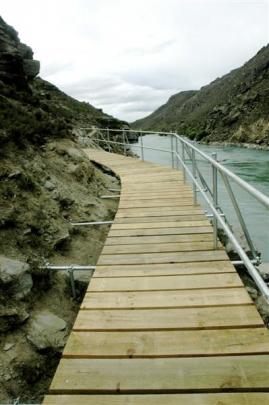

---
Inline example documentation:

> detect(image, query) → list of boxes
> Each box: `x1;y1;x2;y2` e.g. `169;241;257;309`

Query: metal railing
81;126;269;301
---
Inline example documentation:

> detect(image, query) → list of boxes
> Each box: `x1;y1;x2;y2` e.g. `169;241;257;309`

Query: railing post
68;269;76;298
170;133;174;169
191;149;197;205
122;130;126;155
175;136;179;170
140;133;144;161
107;128;111;152
212;152;218;249
181;141;186;183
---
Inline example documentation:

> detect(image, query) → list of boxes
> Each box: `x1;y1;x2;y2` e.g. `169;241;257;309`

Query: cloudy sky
1;0;268;122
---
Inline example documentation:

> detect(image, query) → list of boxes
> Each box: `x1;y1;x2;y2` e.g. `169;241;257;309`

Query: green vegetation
132;45;269;146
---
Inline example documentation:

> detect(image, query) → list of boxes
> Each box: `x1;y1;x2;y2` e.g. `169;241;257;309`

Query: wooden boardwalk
44;149;269;404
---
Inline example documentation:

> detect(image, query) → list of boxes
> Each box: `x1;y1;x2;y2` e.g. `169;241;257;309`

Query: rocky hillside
132;45;269;146
0;16;122;403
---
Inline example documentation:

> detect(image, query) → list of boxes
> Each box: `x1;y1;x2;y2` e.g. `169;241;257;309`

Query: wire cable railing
80;126;269;301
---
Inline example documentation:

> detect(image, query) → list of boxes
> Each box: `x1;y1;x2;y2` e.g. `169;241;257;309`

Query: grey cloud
123;39;176;57
41;62;74;78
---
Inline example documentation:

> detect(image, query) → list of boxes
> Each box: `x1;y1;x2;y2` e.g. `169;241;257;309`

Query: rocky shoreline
199;140;269;151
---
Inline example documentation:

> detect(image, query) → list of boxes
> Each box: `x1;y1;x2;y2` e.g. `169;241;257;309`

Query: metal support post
140;133;144;161
122;131;126;155
191;149;197;205
71;220;113;226
181;141;186;183
68;269;76;298
170;134;175;169
175;136;179;170
212;152;218;249
106;128;111;152
101;195;120;199
220;172;257;259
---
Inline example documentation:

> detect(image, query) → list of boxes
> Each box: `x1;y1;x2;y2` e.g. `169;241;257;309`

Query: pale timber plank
88;273;242;292
114;215;207;223
93;261;236;278
111;220;210;229
43;393;269;405
105;234;213;245
102;241;220;254
81;288;250;309
63;328;269;358
116;207;203;216
120;194;194;201
97;250;228;265
49;355;269;393
108;226;213;237
119;200;195;208
73;305;263;331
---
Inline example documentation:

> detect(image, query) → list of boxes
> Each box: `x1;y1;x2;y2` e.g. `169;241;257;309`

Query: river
131;134;269;262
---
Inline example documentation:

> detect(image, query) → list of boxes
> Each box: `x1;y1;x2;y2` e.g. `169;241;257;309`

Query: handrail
80;126;269;301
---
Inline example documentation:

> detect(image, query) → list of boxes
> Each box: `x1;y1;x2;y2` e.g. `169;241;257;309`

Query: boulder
23;59;40;78
27;311;68;351
256;295;269;323
0;306;29;332
0;256;33;299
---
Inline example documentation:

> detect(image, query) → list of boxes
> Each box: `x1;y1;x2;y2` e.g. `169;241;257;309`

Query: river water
131;134;269;262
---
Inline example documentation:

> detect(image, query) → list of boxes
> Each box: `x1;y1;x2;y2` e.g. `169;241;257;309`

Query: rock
0;306;29;332
27;311;68;351
23;59;40;78
259;263;269;279
3;343;14;351
0;16;40;88
256;295;269;323
246;286;258;300
0;256;33;299
44;180;56;191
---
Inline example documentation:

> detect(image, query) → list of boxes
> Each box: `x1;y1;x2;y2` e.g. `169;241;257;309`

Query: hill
132;45;269;146
0;15;123;403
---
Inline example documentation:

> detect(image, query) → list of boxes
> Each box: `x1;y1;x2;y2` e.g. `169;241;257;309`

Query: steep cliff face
132;45;269;146
0;16;125;147
0;16;40;88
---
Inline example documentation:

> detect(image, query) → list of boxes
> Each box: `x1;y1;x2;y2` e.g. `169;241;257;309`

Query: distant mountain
132;45;269;146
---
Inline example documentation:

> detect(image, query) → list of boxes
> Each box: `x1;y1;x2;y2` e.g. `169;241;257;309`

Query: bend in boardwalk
44;149;269;405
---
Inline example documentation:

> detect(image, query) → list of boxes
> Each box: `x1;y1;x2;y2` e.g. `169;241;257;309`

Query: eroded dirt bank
0;139;120;403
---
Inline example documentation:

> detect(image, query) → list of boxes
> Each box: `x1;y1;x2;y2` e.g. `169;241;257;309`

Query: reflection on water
132;135;269;261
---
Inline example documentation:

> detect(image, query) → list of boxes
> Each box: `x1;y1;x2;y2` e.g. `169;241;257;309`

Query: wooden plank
49;355;269;393
82;288;250;309
120;194;193;201
119;199;194;208
116;207;203;216
114;215;207;223
121;186;192;193
105;233;213;245
102;241;221;254
93;261;235;278
111;220;210;229
121;174;183;181
88;273;242;292
63;328;269;358
121;186;191;191
120;190;193;197
109;226;213;237
73;305;262;331
97;250;228;265
43;393;269;405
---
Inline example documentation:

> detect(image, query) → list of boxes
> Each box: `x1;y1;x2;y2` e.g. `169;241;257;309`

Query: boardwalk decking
44;149;269;404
